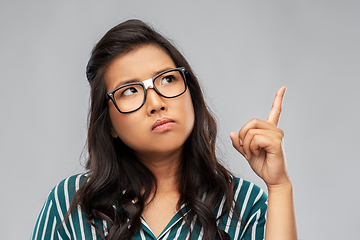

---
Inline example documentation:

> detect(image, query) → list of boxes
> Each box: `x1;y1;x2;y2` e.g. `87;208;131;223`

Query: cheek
109;106;156;154
109;106;140;140
180;91;195;133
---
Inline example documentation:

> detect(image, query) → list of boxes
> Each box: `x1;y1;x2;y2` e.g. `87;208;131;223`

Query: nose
145;88;167;115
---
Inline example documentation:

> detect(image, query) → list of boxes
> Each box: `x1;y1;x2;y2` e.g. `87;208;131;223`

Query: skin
105;44;194;164
104;44;195;237
230;86;298;239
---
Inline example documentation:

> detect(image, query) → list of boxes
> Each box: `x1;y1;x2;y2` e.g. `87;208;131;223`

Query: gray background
1;0;359;239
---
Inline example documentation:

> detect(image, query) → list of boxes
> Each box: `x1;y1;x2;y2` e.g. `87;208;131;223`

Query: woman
32;19;297;240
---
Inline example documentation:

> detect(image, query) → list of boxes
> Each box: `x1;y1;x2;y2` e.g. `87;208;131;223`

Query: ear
110;127;118;138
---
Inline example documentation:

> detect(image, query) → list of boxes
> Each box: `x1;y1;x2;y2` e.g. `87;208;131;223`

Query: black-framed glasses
107;67;187;113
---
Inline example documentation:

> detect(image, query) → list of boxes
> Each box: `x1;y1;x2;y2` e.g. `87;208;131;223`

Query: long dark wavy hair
69;19;237;240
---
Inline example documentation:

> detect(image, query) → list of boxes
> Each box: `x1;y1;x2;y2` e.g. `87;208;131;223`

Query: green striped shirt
32;173;267;240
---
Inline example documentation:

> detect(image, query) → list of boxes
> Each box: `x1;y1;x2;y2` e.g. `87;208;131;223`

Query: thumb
230;132;248;160
230;132;241;151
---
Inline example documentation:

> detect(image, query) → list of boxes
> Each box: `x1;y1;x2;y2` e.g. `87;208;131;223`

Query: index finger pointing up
267;86;287;126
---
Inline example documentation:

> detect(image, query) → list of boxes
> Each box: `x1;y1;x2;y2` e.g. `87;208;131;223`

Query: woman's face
104;44;195;160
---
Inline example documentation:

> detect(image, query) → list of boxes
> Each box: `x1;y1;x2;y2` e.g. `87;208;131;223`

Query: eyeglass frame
106;67;188;114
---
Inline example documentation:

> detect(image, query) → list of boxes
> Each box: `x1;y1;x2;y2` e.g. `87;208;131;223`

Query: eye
161;75;175;85
122;87;138;96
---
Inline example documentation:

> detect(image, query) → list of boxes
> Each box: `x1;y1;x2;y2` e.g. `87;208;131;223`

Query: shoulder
54;173;88;194
32;173;89;240
231;177;268;218
233;177;267;233
216;177;267;239
47;173;88;210
232;177;267;208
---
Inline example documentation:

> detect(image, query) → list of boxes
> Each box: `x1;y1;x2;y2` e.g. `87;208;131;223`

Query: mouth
152;117;175;132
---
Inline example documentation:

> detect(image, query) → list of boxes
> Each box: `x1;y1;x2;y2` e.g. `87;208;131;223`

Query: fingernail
239;139;243;145
244;154;248;159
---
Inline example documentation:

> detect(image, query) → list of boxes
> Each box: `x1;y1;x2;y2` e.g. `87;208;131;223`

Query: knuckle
250;118;260;126
253;134;260;142
278;128;284;137
251;145;259;152
252;118;259;124
251;134;261;146
274;132;283;142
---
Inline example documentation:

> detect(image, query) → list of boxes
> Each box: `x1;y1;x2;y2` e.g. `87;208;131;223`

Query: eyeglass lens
113;69;185;113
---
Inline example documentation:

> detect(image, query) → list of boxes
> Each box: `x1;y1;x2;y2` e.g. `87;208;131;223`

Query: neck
135;150;182;193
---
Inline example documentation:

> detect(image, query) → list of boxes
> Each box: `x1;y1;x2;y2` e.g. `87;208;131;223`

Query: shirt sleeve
238;183;267;240
31;177;77;240
31;173;101;240
31;189;64;240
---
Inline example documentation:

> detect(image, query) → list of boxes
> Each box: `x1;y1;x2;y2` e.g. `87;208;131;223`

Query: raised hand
230;86;290;187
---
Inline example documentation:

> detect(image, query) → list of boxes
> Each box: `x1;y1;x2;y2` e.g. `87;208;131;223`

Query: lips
152;117;175;132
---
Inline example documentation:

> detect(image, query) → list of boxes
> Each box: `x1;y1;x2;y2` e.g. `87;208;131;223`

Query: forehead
104;44;176;91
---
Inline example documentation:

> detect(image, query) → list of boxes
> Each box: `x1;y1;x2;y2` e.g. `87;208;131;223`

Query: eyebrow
114;67;175;89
